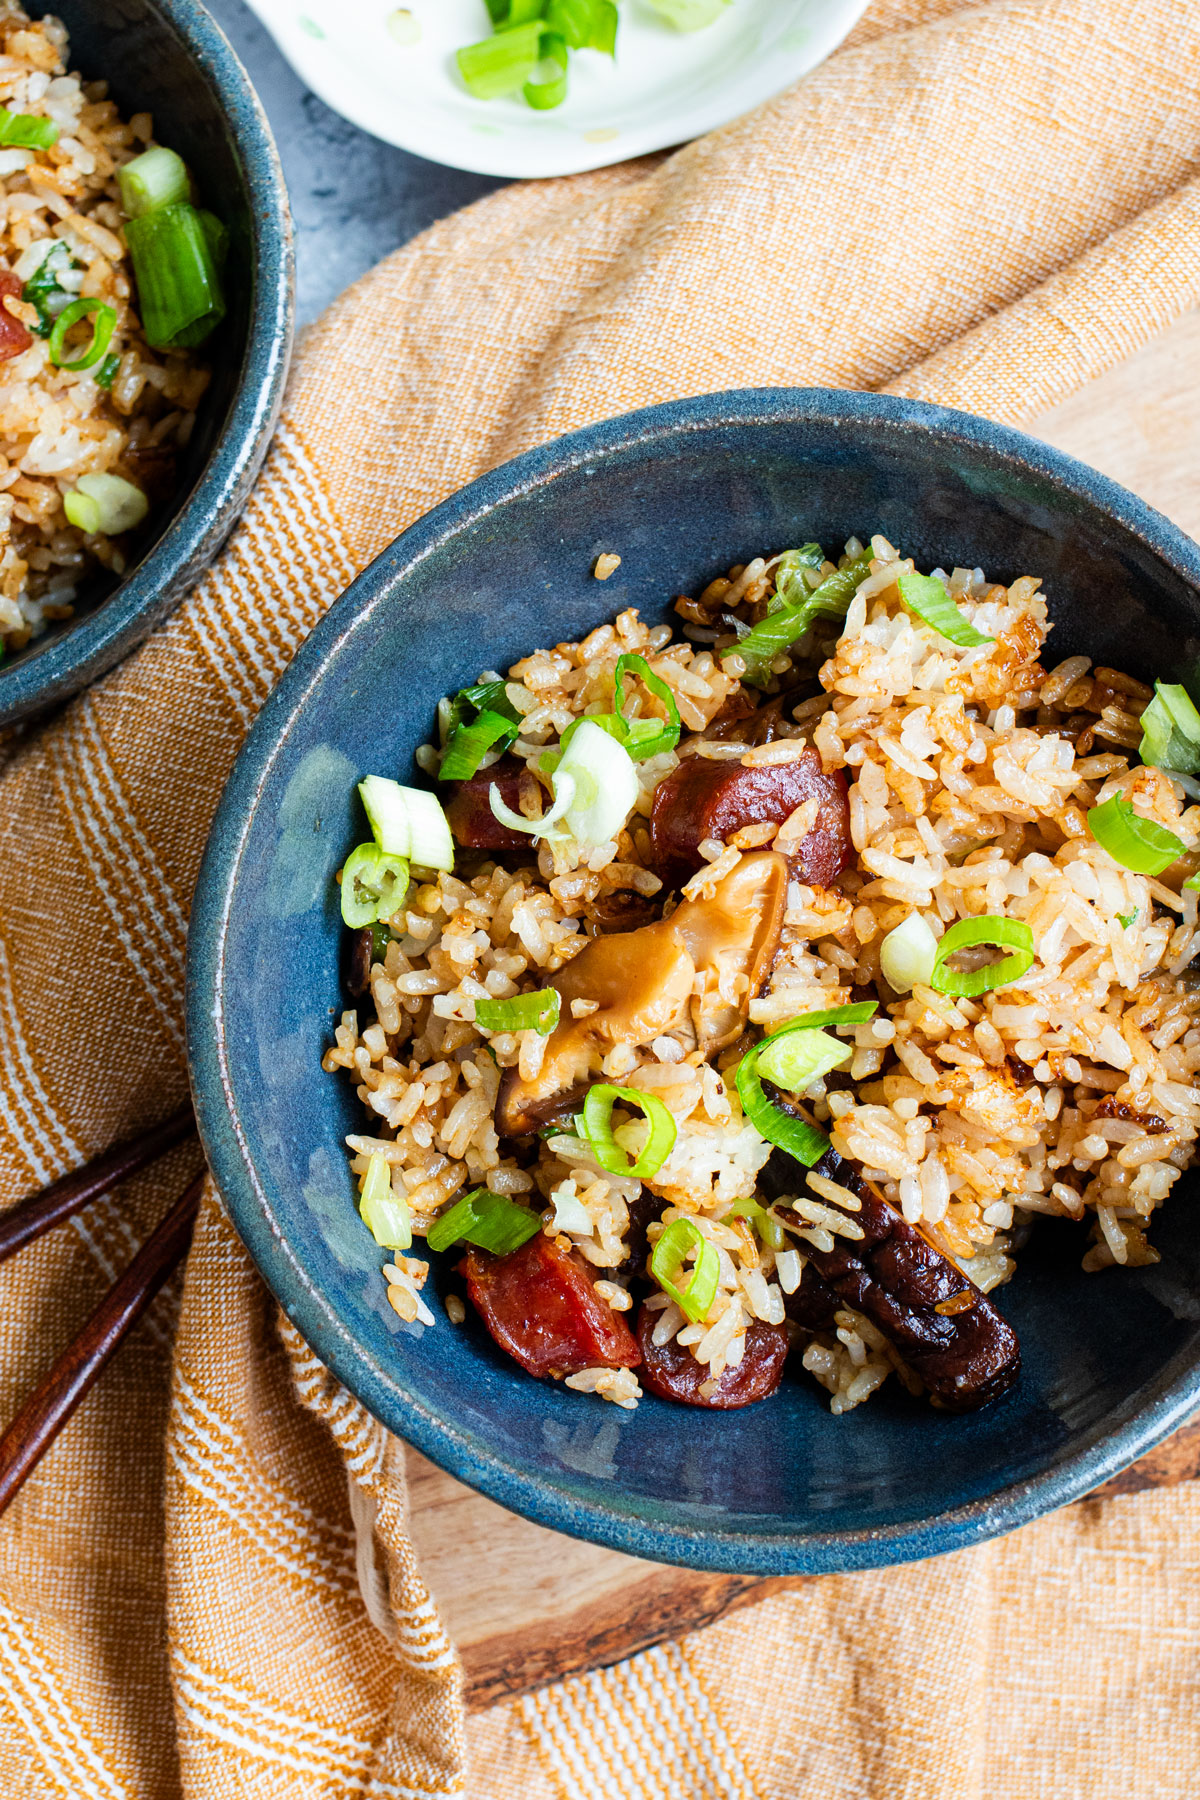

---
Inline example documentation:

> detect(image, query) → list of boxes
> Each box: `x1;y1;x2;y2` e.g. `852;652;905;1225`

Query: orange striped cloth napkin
2;0;1200;1793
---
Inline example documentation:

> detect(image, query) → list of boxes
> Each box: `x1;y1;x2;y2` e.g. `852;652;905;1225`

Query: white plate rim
241;0;870;179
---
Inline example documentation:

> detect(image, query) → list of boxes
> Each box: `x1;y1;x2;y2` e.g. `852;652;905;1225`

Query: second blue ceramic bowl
188;389;1200;1574
0;0;293;724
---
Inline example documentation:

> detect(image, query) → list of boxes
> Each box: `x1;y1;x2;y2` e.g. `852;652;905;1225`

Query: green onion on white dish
237;0;869;179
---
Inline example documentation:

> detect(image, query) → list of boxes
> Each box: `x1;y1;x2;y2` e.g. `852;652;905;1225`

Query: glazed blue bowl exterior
189;389;1200;1575
0;0;293;725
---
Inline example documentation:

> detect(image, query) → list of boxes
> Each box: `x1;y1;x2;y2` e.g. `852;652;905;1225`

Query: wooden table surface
404;309;1200;1712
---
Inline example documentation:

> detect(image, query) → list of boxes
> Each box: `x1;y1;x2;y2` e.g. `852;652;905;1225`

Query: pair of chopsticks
0;1106;200;1513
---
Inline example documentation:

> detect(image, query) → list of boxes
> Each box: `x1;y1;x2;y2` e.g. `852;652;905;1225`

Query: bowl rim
0;0;295;726
188;386;1200;1575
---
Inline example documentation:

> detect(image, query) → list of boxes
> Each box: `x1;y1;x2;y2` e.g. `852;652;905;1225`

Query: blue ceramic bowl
0;0;293;726
189;389;1200;1575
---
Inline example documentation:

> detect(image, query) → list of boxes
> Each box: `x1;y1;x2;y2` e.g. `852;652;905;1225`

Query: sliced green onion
747;1001;876;1099
48;296;116;371
545;0;602;45
879;912;939;993
94;351;120;391
722;1197;787;1252
359;775;455;871
1138;680;1200;776
580;1084;678;1179
496;719;637;850
734;1006;874;1168
359;1153;412;1251
117;145;190;219
440;708;519;782
757;1026;854;1093
650;1218;720;1323
339;842;411;928
613;652;682;759
930;916;1035;997
895;570;993;648
587;0;618;51
474;988;561;1035
453;678;522;727
1116;910;1137;930
524;31;568;108
0;109;58;150
63;474;148;536
457;20;543;97
724;552;873;687
1087;793;1186;877
771;543;824;602
124;201;225;350
426;1188;542;1256
21;241;73;337
1186;870;1200;893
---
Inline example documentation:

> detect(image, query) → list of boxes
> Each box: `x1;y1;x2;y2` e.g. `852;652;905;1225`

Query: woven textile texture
1;0;1199;1793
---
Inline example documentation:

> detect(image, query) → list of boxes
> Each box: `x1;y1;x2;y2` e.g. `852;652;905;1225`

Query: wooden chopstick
0;1103;195;1266
0;1174;203;1513
0;1106;203;1513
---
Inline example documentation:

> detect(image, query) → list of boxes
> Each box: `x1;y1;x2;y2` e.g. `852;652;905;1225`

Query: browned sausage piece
0;272;31;364
460;1233;641;1379
649;748;851;886
444;755;529;850
346;926;374;998
636;1306;788;1409
760;1145;1020;1411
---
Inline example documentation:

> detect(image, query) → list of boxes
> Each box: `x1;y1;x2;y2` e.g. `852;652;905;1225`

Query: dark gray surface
206;0;505;323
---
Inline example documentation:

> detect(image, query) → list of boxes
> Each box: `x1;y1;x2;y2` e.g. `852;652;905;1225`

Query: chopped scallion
879;912;939;993
929;916;1035;997
457;19;543;98
124;201;225;350
721;1197;787;1252
62;473;148;536
756;1023;856;1093
47;296;115;371
613;652;681;759
650;1218;719;1323
524;30;569;108
895;570;994;648
723;551;873;687
1138;680;1200;776
734;1003;876;1167
359;774;455;871
118;145;190;218
474;988;561;1035
440;708;519;782
1087;793;1186;877
359;1153;412;1250
426;1188;542;1255
339;842;411;928
21;241;74;337
0;108;58;150
579;1083;677;1178
94;350;120;390
1116;910;1137;930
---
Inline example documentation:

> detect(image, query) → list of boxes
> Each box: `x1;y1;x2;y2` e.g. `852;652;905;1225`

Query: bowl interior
0;0;272;690
191;392;1200;1573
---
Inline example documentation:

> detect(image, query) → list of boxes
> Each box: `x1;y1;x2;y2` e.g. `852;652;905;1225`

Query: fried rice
0;3;207;656
324;533;1200;1414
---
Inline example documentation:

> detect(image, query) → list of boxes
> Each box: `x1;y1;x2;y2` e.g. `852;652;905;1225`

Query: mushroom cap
494;851;787;1138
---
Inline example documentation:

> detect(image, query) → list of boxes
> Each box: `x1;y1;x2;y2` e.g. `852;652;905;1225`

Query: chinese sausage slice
761;1144;1020;1412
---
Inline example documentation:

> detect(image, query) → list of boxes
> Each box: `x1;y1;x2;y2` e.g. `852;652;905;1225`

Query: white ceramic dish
241;0;868;179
